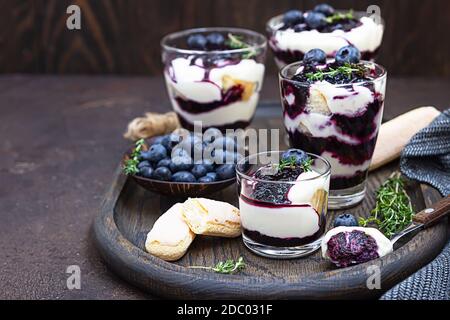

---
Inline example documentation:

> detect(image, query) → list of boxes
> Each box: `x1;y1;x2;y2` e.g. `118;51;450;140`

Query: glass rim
278;60;387;87
266;10;385;32
160;27;267;56
236;150;331;184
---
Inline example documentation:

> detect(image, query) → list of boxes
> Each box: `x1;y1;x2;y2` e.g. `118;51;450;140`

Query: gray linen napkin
381;108;450;300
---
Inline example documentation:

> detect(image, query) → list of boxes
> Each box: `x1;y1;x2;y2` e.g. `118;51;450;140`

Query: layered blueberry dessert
321;226;393;267
267;4;384;68
237;150;330;248
279;46;386;192
161;28;267;131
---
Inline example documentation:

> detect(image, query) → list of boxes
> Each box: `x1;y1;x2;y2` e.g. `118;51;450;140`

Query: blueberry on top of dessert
321;226;393;268
291;46;373;85
279;4;360;34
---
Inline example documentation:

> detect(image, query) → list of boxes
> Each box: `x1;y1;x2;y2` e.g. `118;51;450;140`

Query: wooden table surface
0;74;448;299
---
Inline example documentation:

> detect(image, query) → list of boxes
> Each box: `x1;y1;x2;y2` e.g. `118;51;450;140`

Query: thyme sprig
123;139;145;175
225;33;256;59
188;257;246;274
278;156;313;172
359;172;414;238
325;10;354;24
306;63;367;82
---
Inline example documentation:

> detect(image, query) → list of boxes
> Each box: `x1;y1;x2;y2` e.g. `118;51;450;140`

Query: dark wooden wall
1;0;449;77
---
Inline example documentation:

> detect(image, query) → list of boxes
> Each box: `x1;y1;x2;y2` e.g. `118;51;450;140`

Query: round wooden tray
93;162;447;299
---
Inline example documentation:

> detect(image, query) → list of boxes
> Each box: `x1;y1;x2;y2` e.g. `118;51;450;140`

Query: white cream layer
165;57;265;103
239;169;327;239
164;57;265;126
239;199;320;239
273;17;383;55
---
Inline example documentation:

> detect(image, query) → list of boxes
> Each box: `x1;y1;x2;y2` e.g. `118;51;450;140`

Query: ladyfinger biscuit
145;203;195;261
182;198;241;238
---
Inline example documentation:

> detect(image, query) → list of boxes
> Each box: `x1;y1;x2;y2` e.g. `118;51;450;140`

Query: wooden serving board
93;109;447;299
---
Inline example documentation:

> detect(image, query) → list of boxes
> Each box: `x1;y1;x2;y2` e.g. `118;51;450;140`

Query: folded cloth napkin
381;240;450;300
399;108;450;196
381;108;450;300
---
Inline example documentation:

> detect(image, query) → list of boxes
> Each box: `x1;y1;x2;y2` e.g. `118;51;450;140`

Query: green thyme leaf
225;33;256;59
359;172;414;238
188;257;246;274
325;10;354;24
305;63;367;82
123;139;145;175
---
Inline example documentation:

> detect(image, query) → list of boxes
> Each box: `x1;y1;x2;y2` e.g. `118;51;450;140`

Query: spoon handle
413;196;450;228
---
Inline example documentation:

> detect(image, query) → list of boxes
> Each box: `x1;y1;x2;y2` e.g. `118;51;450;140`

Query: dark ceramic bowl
122;145;236;197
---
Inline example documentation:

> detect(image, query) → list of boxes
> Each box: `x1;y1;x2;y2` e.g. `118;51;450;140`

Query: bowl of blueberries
123;127;241;197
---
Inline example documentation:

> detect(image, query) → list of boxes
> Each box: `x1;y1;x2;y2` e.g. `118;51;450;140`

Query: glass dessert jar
161;27;267;131
236;150;331;258
267;10;384;69
279;60;387;209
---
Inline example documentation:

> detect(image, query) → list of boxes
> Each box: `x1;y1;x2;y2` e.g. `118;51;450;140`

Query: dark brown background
1;0;449;77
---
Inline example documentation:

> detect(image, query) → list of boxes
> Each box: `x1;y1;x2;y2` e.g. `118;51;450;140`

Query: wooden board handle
413;196;450;227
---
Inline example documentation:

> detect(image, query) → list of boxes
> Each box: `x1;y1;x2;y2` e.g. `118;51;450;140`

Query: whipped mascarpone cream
164;57;265;127
239;169;328;240
273;17;383;56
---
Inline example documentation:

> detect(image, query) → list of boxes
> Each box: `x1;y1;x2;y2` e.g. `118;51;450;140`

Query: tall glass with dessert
279;46;387;209
236;149;331;258
267;4;384;68
161;28;267;131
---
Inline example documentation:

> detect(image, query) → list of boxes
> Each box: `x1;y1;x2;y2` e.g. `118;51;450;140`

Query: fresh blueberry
169;155;193;172
335;45;361;65
203;127;222;144
171;146;191;159
305;11;327;29
206;172;218;181
195;159;215;172
156;158;172;168
191;164;208;178
187;34;207;50
303;48;327;65
198;175;215;183
172;171;197;183
137;160;151;170
139;166;153;178
333;213;359;227
153;167;172;181
139;150;151;161
161;134;180;152
146;144;167;163
283;10;304;26
293;23;308;32
213;136;236;152
216;164;236;180
206;33;225;50
281;149;309;165
313;3;335;16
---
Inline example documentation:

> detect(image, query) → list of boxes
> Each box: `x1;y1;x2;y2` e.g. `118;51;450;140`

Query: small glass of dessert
266;3;384;68
236;149;331;258
161;28;267;131
279;46;387;209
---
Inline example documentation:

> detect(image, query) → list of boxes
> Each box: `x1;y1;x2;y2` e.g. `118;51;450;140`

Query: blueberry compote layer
326;230;379;267
239;165;326;247
280;61;385;190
